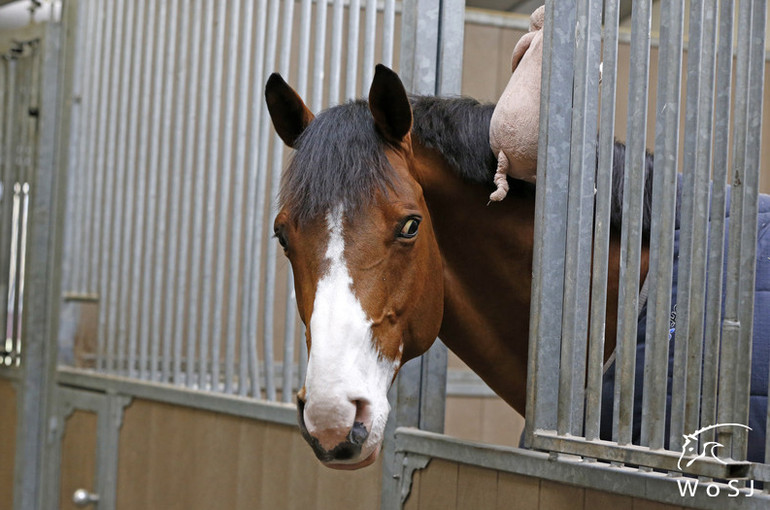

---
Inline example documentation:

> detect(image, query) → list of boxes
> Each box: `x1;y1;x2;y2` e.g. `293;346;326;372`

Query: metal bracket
398;453;431;505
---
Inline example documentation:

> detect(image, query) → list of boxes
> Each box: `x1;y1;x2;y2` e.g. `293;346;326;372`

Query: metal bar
361;0;377;95
311;0;328;110
93;0;115;372
585;0;620;442
84;0;105;295
200;0;227;391
120;0;146;377
436;0;465;96
718;0;752;457
244;0;270;398
328;0;344;105
155;0;180;383
734;0;766;460
702;0;734;448
215;0;241;394
191;0;217;389
641;0;684;451
259;0;283;401
557;0;601;437
282;277;297;403
345;0;361;101
142;0;169;381
15;183;28;364
525;0;556;445
262;0;295;402
0;59;16;354
182;0;206;388
381;0;395;68
613;0;651;446
132;0;158;380
109;0;136;375
527;0;573;436
170;1;193;385
232;0;257;396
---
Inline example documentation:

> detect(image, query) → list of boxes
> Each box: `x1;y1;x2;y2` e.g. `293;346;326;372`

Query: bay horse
265;64;769;470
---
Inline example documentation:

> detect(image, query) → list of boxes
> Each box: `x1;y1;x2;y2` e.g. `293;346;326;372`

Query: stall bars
59;0;400;403
526;0;770;482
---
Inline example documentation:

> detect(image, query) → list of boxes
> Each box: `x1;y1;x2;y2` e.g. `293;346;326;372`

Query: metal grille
0;41;39;369
59;0;398;401
526;0;770;482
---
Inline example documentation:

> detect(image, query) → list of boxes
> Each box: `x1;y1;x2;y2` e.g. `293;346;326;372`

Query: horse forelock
279;100;395;222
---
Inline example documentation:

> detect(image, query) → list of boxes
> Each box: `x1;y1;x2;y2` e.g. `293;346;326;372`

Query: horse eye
398;218;421;239
274;226;288;249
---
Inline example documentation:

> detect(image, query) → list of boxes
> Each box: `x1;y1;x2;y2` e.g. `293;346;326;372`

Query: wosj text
677;479;756;498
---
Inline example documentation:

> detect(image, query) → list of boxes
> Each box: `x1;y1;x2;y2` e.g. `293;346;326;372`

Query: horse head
265;65;444;469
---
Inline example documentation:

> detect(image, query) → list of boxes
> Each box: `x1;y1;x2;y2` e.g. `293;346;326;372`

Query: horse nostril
348;421;369;446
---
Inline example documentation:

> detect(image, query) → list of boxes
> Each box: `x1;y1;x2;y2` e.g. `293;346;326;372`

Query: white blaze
303;206;397;459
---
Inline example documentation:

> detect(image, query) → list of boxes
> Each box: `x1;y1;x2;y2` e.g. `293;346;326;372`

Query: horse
264;64;769;470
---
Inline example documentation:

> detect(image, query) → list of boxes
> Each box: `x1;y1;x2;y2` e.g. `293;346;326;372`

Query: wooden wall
403;458;688;510
113;399;381;510
0;378;16;510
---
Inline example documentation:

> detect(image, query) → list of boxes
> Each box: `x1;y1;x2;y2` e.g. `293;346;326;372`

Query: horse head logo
677;423;752;471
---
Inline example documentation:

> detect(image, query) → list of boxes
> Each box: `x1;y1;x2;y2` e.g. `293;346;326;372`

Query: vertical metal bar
717;0;752;458
182;0;206;387
262;0;295;402
132;0;158;380
93;0;116;372
15;183;29;358
701;0;734;447
328;0;344;106
585;0;620;441
643;0;684;452
557;0;601;437
200;0;227;391
121;0;147;377
141;0;169;381
381;0;396;68
245;0;270;398
6;184;20;355
436;0;465;96
168;2;192;385
83;0;105;296
527;0;573;437
232;0;257;396
345;0;361;101
101;0;128;373
191;0;217;389
215;0;241;394
733;0;765;461
613;0;651;446
398;0;439;95
109;0;136;375
261;0;284;400
311;0;328;110
685;0;719;447
0;59;16;352
154;0;180;383
361;0;377;96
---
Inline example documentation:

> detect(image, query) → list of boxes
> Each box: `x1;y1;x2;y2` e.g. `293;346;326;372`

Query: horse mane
279;100;394;222
409;95;666;236
281;95;665;235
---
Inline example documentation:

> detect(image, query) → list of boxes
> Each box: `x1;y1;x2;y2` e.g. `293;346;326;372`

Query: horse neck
411;145;535;413
411;144;641;415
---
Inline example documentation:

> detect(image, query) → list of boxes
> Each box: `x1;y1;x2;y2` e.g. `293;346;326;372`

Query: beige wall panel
539;479;585;510
457;464;498;509
404;468;422;510
416;458;459;510
59;410;98;510
116;399;380;509
0;379;16;510
631;499;686;510
462;23;506;102
496;472;539;510
584;488;633;508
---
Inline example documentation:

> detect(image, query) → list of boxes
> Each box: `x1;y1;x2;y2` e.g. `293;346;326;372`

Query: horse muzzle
297;395;381;469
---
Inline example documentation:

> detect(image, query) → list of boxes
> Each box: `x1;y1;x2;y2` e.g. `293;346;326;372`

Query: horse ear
265;73;315;148
368;64;412;143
